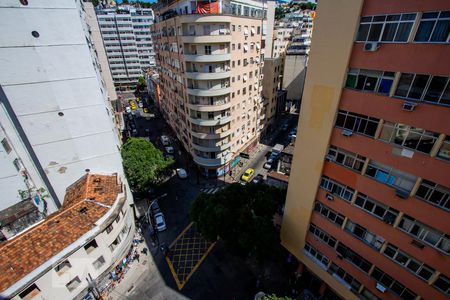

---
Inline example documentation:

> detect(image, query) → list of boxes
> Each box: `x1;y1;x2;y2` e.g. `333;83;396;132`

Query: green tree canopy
121;138;173;192
190;183;286;261
263;294;293;300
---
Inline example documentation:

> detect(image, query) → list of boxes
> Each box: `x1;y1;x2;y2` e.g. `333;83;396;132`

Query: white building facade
96;5;156;89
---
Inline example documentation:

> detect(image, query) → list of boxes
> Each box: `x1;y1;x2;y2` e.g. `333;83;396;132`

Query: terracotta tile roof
267;171;290;183
0;174;122;293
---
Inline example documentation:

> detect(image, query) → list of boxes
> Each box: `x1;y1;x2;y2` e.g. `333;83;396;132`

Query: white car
154;212;167;231
176;168;188;179
125;106;132;113
161;135;170;146
138;102;144;108
165;146;174;154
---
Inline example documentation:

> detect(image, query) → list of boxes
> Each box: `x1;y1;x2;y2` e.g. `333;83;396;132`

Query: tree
190;183;286;261
263;295;293;300
121;138;173;192
275;7;286;20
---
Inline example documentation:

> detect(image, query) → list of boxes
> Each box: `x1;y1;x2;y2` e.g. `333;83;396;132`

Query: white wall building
96;5;156;89
0;0;129;238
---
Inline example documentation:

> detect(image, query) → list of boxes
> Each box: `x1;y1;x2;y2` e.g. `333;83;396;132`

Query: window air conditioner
402;101;416;111
376;283;387;293
326;194;334;201
395;188;409;199
364;42;380;52
342;129;353;137
325;154;334;161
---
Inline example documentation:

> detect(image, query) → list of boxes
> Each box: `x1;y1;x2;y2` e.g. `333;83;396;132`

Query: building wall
280;0;363;299
262;56;284;129
282;55;308;102
0;0;126;205
282;0;450;299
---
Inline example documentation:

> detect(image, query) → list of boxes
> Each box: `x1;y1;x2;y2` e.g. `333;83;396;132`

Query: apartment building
151;0;268;177
281;1;449;300
96;5;155;89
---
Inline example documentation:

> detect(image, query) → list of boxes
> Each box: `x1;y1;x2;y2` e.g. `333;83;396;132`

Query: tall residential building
151;0;268;177
96;5;156;89
281;1;449;300
0;1;136;299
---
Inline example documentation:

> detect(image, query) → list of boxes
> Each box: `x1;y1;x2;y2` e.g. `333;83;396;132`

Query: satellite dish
33;195;46;213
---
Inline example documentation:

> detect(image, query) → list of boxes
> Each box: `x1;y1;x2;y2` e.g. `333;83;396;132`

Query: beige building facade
151;1;268;176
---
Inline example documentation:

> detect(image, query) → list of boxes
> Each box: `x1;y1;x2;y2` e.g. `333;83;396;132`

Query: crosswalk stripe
200;187;222;194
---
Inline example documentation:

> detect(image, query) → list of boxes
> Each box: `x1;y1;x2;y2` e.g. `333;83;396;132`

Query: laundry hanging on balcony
196;1;219;14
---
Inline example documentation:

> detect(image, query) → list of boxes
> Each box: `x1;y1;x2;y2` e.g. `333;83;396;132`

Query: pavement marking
165;222;216;290
200;187;222;194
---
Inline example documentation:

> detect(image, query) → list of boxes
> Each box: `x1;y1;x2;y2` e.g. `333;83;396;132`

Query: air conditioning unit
364;42;380;52
402;101;417;111
326;194;334;201
342;129;353;137
325;154;334;161
395;188;409;199
376;283;387;293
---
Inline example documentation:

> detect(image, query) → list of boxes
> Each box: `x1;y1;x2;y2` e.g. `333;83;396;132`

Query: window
232;61;235;68
105;223;114;234
336;242;373;273
320;176;355;202
371;267;417;300
304;243;329;269
379;121;439;154
232;44;235;50
344;220;384;250
93;256;106;270
415;179;450;211
345;69;394;95
66;276;81;292
365;160;417;192
84;239;98;254
383;243;435;282
109;235;122;252
326;146;366;172
115;214;121;223
309;223;337;248
398;214;450;253
257;26;261;34
328;263;362;293
394;73;450;106
354;193;398;223
360;288;381;300
19;284;41;300
335;110;379;137
433;274;450;297
356;13;416;42
437;136;450;161
13;158;21;171
314;201;345;226
232;25;235;31
1;138;12;154
204;45;211;55
54;260;72;275
414;11;450;43
238;43;241;50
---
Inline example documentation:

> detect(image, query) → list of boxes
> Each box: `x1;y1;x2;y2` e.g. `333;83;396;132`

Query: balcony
193;154;229;167
189;115;231;126
188;101;231;112
185;70;231;80
191;140;230;152
184;53;231;63
187;86;231;97
191;128;232;139
181;35;231;44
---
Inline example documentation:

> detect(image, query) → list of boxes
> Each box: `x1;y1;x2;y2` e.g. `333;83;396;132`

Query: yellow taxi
241;168;254;182
129;100;137;110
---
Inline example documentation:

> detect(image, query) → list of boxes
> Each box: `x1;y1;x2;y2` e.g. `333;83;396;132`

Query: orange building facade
281;1;449;300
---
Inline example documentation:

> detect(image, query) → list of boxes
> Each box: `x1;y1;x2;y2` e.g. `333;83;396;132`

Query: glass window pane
386;14;401;21
356;75;367;90
415;21;435;42
431;20;450;42
408;74;429;99
381;23;399;41
364;76;378;91
395;22;413;42
395;73;414;97
401;13;417;21
441;81;450;105
424;76;448;102
418;267;433;280
379;123;395;142
378;78;393;94
345;74;357;88
368;23;383;41
356;24;370;41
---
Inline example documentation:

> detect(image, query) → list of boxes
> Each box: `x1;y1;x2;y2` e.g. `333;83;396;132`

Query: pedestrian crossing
200;187;222;194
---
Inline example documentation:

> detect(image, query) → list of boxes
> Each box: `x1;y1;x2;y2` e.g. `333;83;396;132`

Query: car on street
241;168;255;182
176;168;188;179
263;157;275;169
165;146;174;154
129;100;137;110
154;212;167;231
160;135;170;146
138;102;143;108
281;123;289;131
143;107;149;113
165;154;174;160
251;174;264;184
150;201;161;215
125;106;132;113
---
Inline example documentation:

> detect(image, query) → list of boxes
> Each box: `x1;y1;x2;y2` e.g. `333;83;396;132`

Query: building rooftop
282;144;295;155
0;174;122;293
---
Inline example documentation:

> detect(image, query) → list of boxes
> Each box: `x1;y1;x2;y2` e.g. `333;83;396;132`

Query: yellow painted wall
280;0;364;298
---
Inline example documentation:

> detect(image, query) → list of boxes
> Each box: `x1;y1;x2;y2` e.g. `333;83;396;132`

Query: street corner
165;223;216;290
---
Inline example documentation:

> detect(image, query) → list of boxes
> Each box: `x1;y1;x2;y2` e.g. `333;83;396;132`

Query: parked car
165;154;174;160
176;168;188;179
252;174;264;184
143;107;149;113
125;106;132;113
281;123;289;131
138;102;144;108
165;146;174;154
129;100;137;110
241;168;255;182
160;135;170;146
154;212;167;231
150;201;161;215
